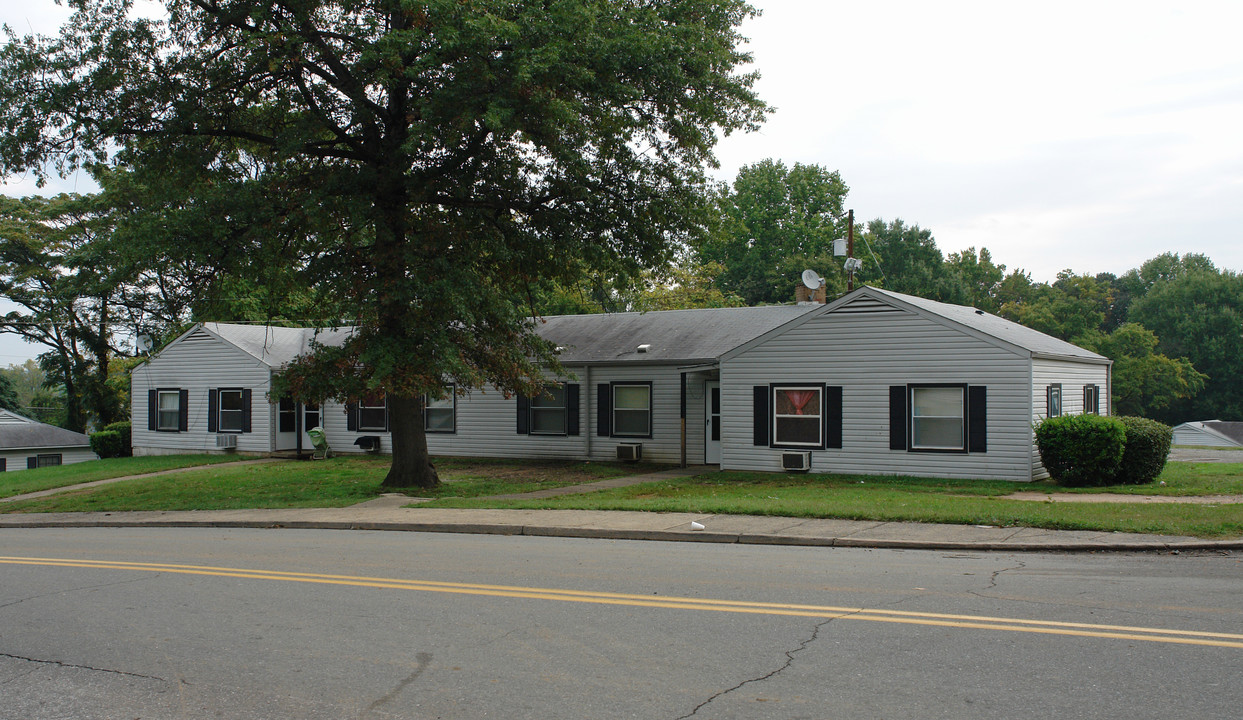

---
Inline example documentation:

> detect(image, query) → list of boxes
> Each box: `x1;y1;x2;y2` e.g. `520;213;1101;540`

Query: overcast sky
2;0;1241;363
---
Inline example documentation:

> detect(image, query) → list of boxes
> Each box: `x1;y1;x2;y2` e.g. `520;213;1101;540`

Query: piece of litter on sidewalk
690;521;705;530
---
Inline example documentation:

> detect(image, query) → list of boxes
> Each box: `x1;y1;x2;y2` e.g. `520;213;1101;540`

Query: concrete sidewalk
1;462;1239;552
1;502;1238;552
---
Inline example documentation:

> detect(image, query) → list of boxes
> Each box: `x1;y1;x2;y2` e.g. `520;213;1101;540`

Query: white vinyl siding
1030;358;1111;479
131;327;275;455
722;296;1035;480
0;447;97;471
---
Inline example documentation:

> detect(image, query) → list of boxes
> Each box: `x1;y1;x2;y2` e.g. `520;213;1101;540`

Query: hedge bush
90;430;124;459
1112;416;1172;485
103;421;132;457
1035;414;1126;487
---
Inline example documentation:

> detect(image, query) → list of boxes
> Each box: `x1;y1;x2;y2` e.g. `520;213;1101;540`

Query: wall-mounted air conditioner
781;451;811;472
216;434;238;449
616;443;643;461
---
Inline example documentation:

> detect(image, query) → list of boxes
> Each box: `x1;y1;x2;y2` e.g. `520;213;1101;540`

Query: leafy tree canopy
1;0;768;487
698;159;848;304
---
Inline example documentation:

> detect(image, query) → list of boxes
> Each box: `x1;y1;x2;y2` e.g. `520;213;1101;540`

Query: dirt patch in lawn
437;461;626;485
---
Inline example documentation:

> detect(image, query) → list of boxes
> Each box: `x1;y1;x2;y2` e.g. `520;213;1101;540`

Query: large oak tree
1;0;767;487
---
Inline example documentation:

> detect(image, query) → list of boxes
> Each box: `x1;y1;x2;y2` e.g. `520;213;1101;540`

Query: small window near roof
1047;384;1063;418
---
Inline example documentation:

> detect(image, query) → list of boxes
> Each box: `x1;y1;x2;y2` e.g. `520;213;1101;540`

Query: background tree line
3;155;1239;431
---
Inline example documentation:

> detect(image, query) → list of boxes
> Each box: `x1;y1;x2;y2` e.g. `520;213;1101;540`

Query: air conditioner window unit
216;434;237;449
616;443;642;461
781;451;811;472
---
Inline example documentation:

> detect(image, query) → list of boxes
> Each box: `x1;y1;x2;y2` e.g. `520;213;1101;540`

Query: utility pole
846;208;855;292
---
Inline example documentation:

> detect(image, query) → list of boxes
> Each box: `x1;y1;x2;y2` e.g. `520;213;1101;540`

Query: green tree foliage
1;0;768;487
1076;324;1206;418
698;159;849;305
942;247;1006;311
0;371;19;412
632;260;745;312
854;218;951;298
0;193;126;430
1128;262;1243;422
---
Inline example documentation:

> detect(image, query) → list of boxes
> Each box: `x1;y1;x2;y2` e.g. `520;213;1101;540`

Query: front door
705;382;721;464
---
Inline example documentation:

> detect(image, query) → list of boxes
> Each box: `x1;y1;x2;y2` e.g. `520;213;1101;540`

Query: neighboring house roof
537;304;823;365
197;323;355;368
0;409;91;450
1174;421;1243;447
845;287;1110;363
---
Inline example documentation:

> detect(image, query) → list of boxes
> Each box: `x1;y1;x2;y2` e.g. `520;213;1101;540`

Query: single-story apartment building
0;409;98;470
130;286;1111;481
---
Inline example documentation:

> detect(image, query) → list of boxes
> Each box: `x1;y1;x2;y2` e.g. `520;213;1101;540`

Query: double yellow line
3;555;1241;649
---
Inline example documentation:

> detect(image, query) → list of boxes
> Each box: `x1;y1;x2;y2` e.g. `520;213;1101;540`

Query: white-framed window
612;383;651;437
425;386;456;433
157;390;181;431
530;384;567;435
218;389;245;432
910;385;965;451
37;453;62;468
359;394;388;431
773;386;822;447
1083;384;1099;415
1047;384;1063;418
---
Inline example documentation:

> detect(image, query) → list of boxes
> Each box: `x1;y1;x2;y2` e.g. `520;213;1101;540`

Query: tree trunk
382;394;440;489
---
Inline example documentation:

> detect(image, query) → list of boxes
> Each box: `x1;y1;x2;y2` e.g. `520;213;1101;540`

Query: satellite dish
136;334;153;353
801;269;822;290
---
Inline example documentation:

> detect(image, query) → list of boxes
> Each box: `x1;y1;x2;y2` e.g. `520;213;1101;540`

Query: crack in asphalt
674;613;854;719
362;651;432;718
0;573;160;611
0;652;165;682
967;560;1027;599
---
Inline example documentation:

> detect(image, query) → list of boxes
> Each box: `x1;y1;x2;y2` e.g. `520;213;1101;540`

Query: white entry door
705;382;721;464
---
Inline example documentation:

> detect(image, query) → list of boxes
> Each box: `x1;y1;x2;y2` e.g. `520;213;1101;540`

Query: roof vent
636;344;651;353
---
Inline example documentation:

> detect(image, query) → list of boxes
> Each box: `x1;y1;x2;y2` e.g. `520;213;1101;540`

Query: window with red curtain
773;387;822;446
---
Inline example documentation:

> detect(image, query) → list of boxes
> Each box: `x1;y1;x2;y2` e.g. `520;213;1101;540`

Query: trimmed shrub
103;421;132;457
90;430;124;459
1112;416;1172;485
1035;414;1126;487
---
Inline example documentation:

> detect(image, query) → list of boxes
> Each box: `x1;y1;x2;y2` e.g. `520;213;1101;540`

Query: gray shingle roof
200;323;355;367
0;410;91;450
537;304;823;364
860;287;1109;362
1203;421;1243;445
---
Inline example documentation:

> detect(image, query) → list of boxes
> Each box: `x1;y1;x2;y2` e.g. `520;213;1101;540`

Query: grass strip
0;454;248;500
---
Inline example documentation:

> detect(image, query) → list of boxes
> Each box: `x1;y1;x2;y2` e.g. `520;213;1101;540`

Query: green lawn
0;456;657;512
0;454;247;499
420;465;1243;539
3;455;1240;539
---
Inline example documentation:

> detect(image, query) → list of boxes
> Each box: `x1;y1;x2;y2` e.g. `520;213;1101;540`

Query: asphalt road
1;527;1240;719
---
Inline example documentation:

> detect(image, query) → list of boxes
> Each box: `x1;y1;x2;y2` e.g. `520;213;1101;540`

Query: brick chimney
795;284;827;304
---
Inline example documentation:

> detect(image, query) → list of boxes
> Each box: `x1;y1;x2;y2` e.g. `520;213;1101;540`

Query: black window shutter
346;402;357;432
889;386;907;450
826;386;843;449
242;389;253;433
148;389;157;431
207;389;218;433
968;386;987;453
752;386;769;446
27;456;37;469
597;384;611;437
516;394;530;434
566;384;580;436
178;389;189;432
